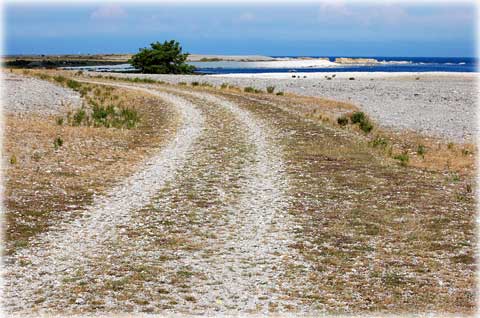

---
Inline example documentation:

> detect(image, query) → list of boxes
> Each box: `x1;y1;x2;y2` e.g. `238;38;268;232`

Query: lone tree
129;40;195;74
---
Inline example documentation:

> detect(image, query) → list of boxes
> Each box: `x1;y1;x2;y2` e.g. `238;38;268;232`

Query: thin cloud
90;4;127;20
236;12;256;22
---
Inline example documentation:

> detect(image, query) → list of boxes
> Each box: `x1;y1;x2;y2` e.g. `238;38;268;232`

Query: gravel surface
4;81;307;314
88;72;478;143
2;73;82;115
3;83;205;313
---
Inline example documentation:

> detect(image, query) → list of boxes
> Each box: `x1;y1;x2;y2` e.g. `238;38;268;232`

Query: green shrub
53;137;64;150
416;144;426;158
66;79;82;91
53;75;66;83
56;117;64;126
254;89;263;93
244;87;255;93
276;91;284;96
191;81;199;86
10;155;17;165
393;152;409;166
72;109;86;126
266;86;275;93
38;73;51;80
371;136;388;149
359;120;373;133
350;111;366;124
178;82;187;86
220;83;229;89
349;111;373;133
337;115;349;126
129;40;195;74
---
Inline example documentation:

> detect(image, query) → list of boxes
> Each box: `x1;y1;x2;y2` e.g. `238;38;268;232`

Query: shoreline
83;71;477;143
209;71;478;79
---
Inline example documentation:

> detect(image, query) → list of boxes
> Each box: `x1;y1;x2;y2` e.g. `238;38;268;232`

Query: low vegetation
4;69;179;256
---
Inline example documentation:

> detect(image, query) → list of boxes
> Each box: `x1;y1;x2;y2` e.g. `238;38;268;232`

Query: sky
4;2;477;57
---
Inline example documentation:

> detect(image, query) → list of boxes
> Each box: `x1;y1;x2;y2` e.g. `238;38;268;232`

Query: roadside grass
221;91;475;313
4;71;180;255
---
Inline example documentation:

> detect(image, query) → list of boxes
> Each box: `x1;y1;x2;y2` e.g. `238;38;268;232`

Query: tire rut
4;82;308;315
3;85;204;313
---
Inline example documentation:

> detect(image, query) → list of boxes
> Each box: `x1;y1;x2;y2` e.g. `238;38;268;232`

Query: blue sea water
192;56;477;74
65;56;477;74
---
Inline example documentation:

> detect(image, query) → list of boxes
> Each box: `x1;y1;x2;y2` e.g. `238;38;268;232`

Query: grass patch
393;152;409;166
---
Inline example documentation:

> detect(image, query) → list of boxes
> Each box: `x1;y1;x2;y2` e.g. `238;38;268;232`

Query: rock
334;57;379;64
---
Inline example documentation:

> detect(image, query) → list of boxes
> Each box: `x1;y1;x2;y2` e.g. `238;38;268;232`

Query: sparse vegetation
53;136;64;150
266;86;275;93
393;152;409;166
337;115;349;126
417;144;426;158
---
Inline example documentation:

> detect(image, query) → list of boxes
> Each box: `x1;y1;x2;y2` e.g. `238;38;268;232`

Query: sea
64;56;477;74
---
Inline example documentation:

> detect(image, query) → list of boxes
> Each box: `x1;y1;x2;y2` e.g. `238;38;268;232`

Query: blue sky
4;2;477;57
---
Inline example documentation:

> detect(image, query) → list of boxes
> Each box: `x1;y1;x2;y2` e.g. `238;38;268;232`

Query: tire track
150;87;307;313
3;85;204;313
4;81;309;315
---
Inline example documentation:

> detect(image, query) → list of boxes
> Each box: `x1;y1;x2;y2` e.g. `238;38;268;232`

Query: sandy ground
87;72;477;143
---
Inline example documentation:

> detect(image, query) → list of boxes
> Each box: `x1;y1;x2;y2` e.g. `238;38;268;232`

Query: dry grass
4;73;180;255
220;90;475;314
217;85;475;175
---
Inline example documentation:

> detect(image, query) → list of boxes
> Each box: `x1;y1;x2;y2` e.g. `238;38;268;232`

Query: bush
53;75;66;83
53;137;64;150
359;120;373;133
337;115;349;126
191;81;199;86
349;111;373;133
220;83;229;89
393;152;409;166
38;73;51;80
350;111;366;124
266;86;275;93
10;155;17;165
244;87;255;93
72;108;87;126
56;117;64;126
129;40;195;74
178;82;187;86
66;79;82;91
417;144;426;158
276;91;284;96
371;136;388;149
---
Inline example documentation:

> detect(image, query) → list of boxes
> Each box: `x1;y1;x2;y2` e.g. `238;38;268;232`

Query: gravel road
88;72;478;143
4;81;306;315
2;73;82;115
3;83;205;313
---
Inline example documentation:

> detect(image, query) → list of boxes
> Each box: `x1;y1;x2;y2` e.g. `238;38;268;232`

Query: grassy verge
220;90;475;313
4;70;180;255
